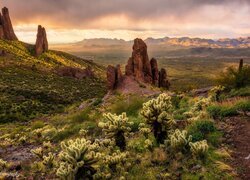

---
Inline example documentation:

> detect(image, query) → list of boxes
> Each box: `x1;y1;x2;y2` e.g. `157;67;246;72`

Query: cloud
2;0;250;42
3;0;250;28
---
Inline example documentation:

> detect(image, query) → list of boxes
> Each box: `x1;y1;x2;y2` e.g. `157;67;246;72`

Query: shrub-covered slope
0;40;107;122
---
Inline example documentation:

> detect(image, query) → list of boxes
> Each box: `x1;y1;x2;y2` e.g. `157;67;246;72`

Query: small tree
98;112;133;151
141;93;175;144
56;138;101;180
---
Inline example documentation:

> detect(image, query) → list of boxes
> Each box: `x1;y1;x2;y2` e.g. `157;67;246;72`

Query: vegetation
0;40;107;123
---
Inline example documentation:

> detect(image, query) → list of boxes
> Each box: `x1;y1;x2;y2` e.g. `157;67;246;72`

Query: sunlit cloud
3;0;250;43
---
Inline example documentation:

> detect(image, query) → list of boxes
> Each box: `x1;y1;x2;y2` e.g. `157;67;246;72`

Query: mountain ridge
74;36;250;48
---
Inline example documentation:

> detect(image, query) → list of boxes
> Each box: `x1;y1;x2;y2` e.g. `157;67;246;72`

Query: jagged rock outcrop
107;38;170;91
35;25;48;56
0;7;18;40
107;65;123;90
150;58;159;86
125;38;152;83
159;68;170;89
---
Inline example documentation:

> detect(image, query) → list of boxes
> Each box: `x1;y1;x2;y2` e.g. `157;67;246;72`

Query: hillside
0;40;107;123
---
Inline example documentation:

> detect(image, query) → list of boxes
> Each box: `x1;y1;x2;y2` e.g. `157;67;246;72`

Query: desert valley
0;1;250;180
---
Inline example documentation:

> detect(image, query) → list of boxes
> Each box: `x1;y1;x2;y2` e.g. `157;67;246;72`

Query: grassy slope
0;40;107;122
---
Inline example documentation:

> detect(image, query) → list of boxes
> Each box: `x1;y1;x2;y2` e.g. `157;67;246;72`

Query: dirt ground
220;116;250;180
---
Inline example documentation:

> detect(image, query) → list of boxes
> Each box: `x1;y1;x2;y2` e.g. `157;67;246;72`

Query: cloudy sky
3;0;250;43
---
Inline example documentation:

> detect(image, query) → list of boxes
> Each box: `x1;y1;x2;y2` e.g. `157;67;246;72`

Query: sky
2;0;250;44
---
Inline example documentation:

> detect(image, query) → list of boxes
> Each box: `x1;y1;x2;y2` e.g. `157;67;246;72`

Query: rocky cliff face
35;25;48;56
107;65;123;90
107;38;170;90
0;7;18;40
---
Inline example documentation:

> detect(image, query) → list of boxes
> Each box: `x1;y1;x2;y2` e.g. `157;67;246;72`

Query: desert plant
187;120;216;142
141;93;175;144
168;129;192;151
95;150;130;179
0;159;7;171
209;86;225;101
189;140;209;157
217;60;250;89
42;152;56;169
56;138;101;180
98;112;133;150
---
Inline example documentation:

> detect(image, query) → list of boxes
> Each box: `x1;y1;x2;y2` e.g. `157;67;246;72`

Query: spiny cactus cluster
0;159;7;171
138;123;151;138
141;93;175;144
56;138;101;179
98;112;133;150
95;150;130;179
184;97;211;121
169;129;192;150
189;140;209;157
42;152;56;168
209;85;225;101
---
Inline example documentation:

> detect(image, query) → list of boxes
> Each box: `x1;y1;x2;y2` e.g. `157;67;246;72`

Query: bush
110;96;145;117
217;61;250;89
207;100;250;118
187;120;216;142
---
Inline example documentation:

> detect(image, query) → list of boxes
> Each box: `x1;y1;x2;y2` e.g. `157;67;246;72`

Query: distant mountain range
75;37;250;48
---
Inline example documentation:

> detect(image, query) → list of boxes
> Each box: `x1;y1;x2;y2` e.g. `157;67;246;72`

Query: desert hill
0;39;107;123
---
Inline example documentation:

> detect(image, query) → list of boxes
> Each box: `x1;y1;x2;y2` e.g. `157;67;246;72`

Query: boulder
35;25;48;56
159;68;170;89
125;38;152;83
150;58;159;85
0;7;18;40
107;65;123;90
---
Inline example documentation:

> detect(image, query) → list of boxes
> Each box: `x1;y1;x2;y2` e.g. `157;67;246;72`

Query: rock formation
107;65;123;90
125;38;152;83
107;38;170;91
0;7;18;40
159;68;170;89
35;25;48;56
150;58;159;86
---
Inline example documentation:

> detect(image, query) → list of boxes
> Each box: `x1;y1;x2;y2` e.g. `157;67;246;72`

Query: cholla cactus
140;93;175;144
138;123;151;138
79;129;88;136
56;138;101;180
42;152;56;168
144;139;153;150
98;112;133;150
31;147;43;159
95;150;130;179
184;97;211;121
43;141;53;150
189;140;209;157
209;85;225;101
169;129;192;151
0;159;7;171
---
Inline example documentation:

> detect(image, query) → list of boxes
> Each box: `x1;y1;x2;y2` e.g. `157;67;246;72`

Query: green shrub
207;100;250;118
71;108;91;123
217;62;250;89
187;120;216;142
111;96;145;117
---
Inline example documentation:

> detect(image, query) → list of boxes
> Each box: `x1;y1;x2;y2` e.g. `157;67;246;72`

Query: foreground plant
56;138;101;179
141;93;175;144
98;112;133;150
168;129;192;151
189;140;209;158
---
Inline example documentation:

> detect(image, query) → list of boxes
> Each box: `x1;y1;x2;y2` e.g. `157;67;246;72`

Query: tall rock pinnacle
125;38;152;83
35;25;48;56
0;7;18;40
